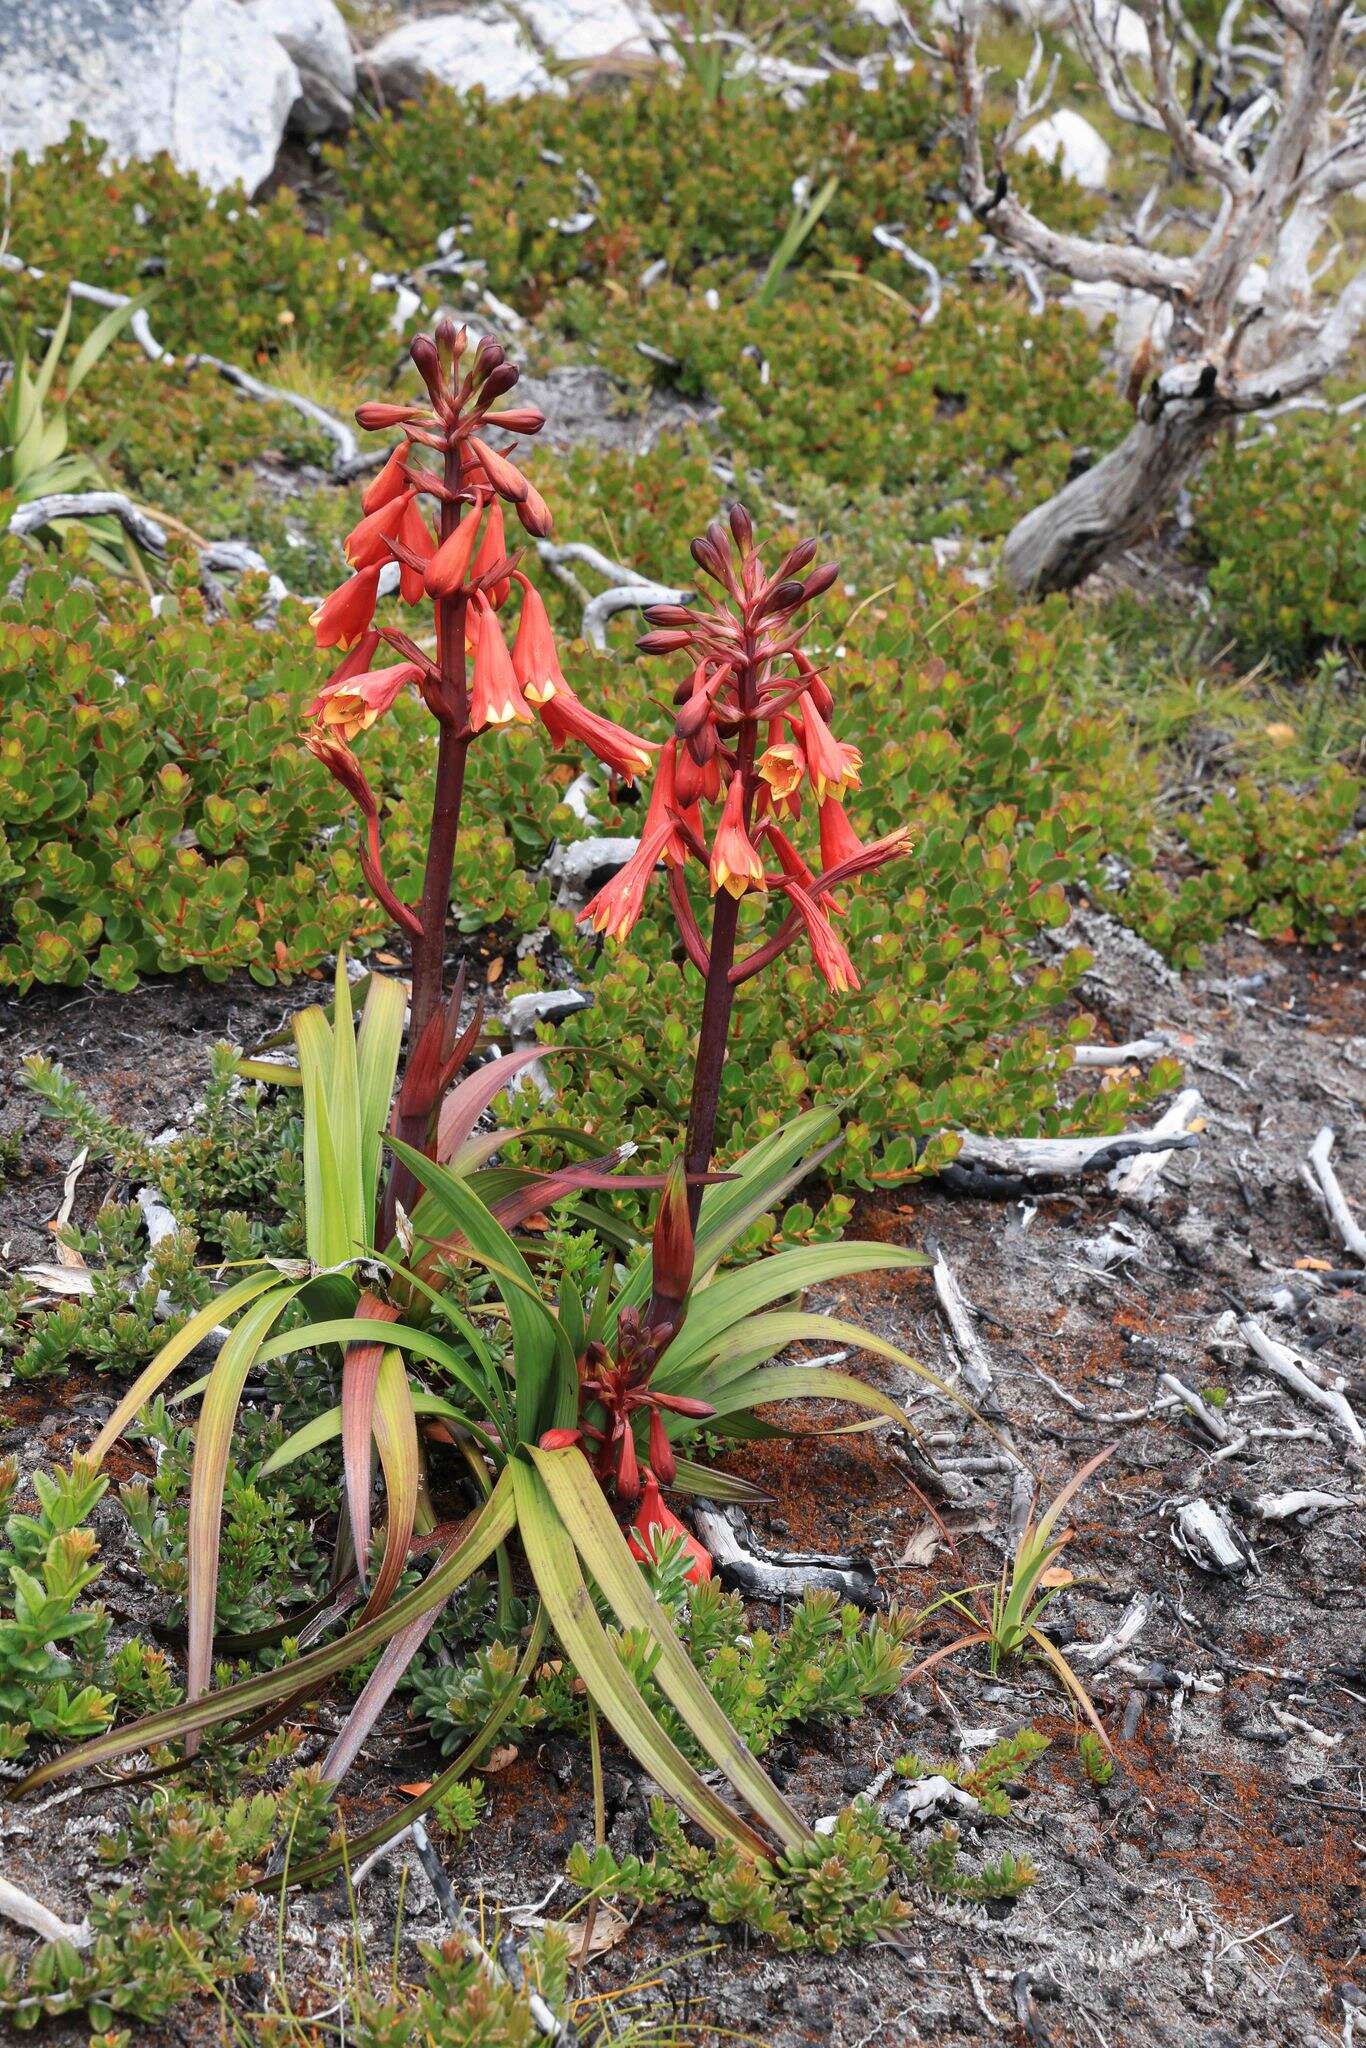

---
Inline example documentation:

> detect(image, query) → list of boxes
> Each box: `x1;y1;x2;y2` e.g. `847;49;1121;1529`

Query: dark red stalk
385;441;472;1228
681;640;758;1227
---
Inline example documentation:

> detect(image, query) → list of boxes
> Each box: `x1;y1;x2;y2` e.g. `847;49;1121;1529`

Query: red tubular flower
394;498;435;604
579;820;675;940
537;683;655;782
345;490;414;569
311;565;383;649
709;776;765;899
509;574;565;704
361;442;412;515
818;795;864;871
309;660;422;741
468;597;530;729
797;699;861;803
424;501;485;599
470;498;510;608
628;1476;712;1583
785;879;860;994
758;739;806;818
467;435;529;504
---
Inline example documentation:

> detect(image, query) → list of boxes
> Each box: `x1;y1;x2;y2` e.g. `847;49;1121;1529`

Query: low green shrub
560;275;1126;536
0;1771;335;2029
0;1461;114;1759
7;130;388;369
569;1787;1038;1954
1196;418;1366;665
0;536;593;992
1116;761;1365;960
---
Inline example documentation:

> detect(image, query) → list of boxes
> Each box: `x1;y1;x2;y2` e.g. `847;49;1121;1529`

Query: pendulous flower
311;564;384;649
309;660;422;742
468;596;530;729
709;776;765;898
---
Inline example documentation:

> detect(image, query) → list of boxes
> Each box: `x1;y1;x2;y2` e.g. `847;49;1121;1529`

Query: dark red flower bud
776;538;819;580
807;673;835;717
761;579;806;616
646;1162;693;1342
480;361;521;400
487;405;544;435
514;482;553;539
636;629;693;655
728;501;754;551
674;691;711;741
434;314;464;374
689;534;725;580
409;333;445;407
802;563;839;602
355;401;427;431
474;336;505;376
643;603;694;628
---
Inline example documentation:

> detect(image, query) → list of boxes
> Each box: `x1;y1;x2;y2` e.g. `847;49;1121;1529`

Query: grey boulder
0;0;301;192
242;0;356;135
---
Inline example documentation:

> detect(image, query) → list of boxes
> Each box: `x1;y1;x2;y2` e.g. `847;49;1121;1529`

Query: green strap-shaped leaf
187;1284;301;1722
388;1137;574;1440
512;1460;773;1861
89;1269;286;1464
688;1365;917;1434
296;1005;349;1268
532;1446;811;1852
257;1315;500;1423
654;1242;928;1381
17;1471;517;1795
328;955;366;1256
257;1387;474;1477
361;1344;421;1621
356;971;406;1214
667;1459;771;1503
664;1309;970;1422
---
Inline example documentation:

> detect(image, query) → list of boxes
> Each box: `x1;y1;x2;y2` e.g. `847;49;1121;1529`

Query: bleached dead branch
933;0;1366;590
1299;1125;1366;1263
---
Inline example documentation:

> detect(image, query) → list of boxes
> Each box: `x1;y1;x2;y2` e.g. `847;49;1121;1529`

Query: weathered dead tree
937;0;1365;592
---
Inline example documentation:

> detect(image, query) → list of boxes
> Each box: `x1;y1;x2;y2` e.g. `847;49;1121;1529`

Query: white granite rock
242;0;356;134
0;0;301;193
1018;108;1112;191
364;9;554;101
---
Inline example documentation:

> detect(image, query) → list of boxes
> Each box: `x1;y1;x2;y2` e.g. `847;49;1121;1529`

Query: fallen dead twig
1109;1089;1205;1203
534;539;691;652
0;1874;91;1949
1237;1316;1364;1451
688;1500;881;1607
1070;1591;1153;1671
946;1103;1201;1187
1070;1035;1173;1067
1300;1126;1366;1265
928;1242;1032;1545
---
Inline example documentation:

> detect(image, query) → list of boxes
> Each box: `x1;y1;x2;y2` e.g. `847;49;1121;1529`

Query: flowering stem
682;649;758;1224
406;439;473;1065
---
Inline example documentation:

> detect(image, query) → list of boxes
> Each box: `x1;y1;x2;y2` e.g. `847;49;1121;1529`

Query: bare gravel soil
0;907;1361;2047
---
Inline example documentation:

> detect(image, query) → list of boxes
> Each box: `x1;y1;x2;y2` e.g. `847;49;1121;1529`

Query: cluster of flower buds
579;504;909;995
539;1165;712;1502
304;322;654;932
